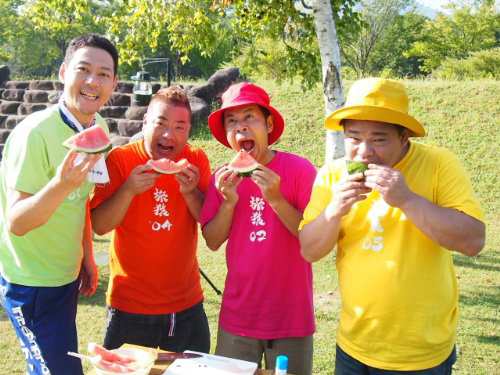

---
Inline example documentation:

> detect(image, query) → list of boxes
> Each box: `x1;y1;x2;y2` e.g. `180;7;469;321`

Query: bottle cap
276;355;288;370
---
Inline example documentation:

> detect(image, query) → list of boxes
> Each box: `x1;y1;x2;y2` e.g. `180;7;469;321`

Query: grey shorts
215;326;313;375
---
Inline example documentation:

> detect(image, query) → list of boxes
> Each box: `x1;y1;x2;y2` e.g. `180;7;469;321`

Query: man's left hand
176;163;200;195
364;164;413;207
251;166;283;206
79;257;98;297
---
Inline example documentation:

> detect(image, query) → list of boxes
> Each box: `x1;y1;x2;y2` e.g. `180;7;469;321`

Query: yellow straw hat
325;78;425;137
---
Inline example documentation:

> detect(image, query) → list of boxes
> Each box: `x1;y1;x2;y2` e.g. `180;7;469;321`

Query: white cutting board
163;351;258;375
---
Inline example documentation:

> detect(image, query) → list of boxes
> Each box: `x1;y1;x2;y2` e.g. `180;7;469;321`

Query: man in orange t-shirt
90;86;211;352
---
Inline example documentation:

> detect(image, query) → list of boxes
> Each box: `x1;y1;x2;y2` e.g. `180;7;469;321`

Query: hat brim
325;105;425;137
208;102;285;148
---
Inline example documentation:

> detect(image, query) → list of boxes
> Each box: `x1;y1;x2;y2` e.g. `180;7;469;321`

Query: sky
418;0;448;9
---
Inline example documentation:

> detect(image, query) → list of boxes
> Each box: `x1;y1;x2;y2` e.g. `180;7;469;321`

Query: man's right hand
215;166;241;205
56;150;100;192
326;172;371;219
123;164;160;196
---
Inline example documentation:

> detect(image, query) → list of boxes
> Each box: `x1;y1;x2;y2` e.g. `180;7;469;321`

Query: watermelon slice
147;158;189;174
63;125;111;154
346;160;368;175
228;150;259;177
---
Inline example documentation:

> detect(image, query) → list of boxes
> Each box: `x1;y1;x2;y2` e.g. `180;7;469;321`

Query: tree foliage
219;0;360;88
368;11;427;77
407;2;499;72
433;47;500;79
340;0;415;77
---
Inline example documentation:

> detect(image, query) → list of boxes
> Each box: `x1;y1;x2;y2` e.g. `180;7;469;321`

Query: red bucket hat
208;82;285;148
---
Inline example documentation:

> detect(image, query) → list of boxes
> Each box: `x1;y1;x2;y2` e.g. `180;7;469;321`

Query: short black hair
64;34;119;76
258;105;271;119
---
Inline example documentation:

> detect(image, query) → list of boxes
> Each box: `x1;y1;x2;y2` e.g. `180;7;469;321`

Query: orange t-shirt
90;140;211;314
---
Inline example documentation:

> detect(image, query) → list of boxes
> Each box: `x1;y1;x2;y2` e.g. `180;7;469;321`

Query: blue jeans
103;301;210;353
335;345;456;375
0;275;83;375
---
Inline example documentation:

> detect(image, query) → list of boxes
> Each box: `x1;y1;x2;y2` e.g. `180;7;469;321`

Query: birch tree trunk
311;0;346;162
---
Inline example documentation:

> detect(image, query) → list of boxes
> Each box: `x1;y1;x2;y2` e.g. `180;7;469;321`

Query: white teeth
81;91;98;100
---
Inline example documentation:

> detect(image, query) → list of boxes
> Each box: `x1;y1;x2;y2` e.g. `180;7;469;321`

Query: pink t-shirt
200;151;317;339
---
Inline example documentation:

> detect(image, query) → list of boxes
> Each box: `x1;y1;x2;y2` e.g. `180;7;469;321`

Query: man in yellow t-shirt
299;78;485;373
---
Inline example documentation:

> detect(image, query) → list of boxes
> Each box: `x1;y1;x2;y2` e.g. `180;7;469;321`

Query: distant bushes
432;48;500;80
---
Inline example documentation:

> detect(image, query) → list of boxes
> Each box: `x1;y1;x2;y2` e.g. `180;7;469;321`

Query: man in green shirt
0;34;118;375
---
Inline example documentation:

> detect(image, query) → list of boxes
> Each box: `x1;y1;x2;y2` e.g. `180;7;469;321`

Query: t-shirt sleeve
435;149;484;222
195;150;211;193
5;128;51;194
199;173;223;228
299;164;336;229
89;150;125;209
295;158;318;212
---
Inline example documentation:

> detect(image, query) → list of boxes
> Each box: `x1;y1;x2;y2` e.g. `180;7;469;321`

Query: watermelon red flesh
148;158;188;174
228;150;259;176
88;343;134;365
63;125;111;153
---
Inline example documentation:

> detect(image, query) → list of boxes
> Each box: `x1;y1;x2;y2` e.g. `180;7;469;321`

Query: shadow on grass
459;287;499;308
476;335;500;346
453;253;500;273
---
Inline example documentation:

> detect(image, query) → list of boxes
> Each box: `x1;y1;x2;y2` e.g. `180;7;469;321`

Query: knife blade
157;352;203;361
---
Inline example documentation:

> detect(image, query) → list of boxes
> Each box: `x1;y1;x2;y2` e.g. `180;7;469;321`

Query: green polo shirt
0;105;107;286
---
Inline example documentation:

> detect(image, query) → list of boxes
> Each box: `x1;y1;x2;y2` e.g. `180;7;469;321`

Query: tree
407;2;499;73
22;0;105;58
340;0;415;77
105;0;360;159
369;11;428;77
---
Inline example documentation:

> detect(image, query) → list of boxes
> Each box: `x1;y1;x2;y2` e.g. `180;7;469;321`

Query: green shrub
433;48;500;80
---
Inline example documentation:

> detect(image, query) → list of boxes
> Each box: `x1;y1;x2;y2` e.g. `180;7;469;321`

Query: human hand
79;256;98;297
56;150;100;192
326;172;371;218
250;165;282;206
176;162;200;195
123;164;160;196
215;166;242;205
364;164;413;207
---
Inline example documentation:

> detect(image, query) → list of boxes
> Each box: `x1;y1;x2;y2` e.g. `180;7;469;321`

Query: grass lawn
1;79;498;374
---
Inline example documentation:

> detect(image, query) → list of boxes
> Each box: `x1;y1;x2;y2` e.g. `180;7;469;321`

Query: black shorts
103;301;210;353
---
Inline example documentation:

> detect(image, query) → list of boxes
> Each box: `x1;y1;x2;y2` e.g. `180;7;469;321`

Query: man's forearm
269;197;302;237
202;202;235;250
299;206;342;262
8;177;74;236
400;193;485;256
91;185;134;235
182;189;204;222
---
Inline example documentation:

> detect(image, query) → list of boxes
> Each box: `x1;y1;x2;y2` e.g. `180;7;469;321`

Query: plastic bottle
275;355;288;375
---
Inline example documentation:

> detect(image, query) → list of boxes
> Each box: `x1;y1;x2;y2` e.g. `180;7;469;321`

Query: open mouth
80;90;99;101
238;139;255;153
157;143;175;153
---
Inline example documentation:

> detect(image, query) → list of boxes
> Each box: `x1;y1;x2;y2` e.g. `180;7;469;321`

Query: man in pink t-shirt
200;82;317;375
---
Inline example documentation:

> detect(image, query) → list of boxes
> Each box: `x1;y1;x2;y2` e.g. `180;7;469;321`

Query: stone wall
0;67;240;157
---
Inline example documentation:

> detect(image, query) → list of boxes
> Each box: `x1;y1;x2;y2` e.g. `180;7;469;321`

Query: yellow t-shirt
301;142;483;370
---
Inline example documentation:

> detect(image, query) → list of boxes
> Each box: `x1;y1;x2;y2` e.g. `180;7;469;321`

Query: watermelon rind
228;150;260;177
346;160;368;175
147;158;186;174
62;125;112;154
230;165;259;177
150;165;181;174
62;140;112;154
